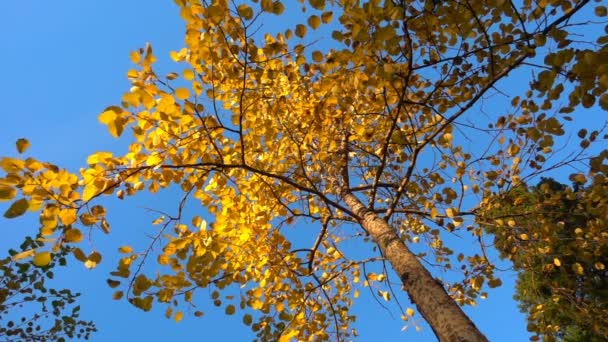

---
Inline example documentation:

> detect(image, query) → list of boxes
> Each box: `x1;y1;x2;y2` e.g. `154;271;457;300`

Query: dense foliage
480;162;608;341
1;0;607;341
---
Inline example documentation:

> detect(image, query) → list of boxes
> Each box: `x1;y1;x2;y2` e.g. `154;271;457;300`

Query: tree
479;167;608;341
0;0;607;341
0;237;96;342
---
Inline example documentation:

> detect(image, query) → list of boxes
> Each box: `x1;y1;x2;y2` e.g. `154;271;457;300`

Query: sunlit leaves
98;106;128;138
183;69;195;81
175;87;190;100
32;251;52;267
119;245;133;254
130;51;141;64
572;262;584;276
237;4;254;20
1;157;24;173
84;251;102;269
1;0;606;341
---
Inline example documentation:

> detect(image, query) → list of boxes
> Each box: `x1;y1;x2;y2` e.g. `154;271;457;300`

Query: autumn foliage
1;0;607;341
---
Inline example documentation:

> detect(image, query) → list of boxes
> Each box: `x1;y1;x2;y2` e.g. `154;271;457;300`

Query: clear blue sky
0;1;603;341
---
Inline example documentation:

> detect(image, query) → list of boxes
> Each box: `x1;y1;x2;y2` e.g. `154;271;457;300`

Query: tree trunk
342;192;488;342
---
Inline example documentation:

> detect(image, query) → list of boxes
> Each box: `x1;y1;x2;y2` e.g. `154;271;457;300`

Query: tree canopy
479;172;608;341
1;0;607;341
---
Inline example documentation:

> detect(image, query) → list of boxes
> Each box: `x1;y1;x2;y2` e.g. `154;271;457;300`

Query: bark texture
343;192;488;342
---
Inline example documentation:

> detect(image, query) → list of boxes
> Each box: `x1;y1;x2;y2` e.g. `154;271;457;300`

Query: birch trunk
342;192;488;342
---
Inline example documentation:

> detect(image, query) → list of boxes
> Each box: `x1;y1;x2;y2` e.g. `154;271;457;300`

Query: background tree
0;0;607;341
0;237;96;342
478;153;608;341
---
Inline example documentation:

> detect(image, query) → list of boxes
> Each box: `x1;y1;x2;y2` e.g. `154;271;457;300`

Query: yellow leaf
507;144;520;156
243;314;253;325
98;107;126;137
86;151;113;165
308;15;321;30
445;207;456;218
312;51;323;63
321;11;333;24
553;258;561;267
130;51;141;64
595;262;605;270
32;251;52;267
82;184;98;202
64;228;83;243
0;184;17;201
73;248;87;262
295;24;307;38
15;138;30;154
572;262;584;275
85;252;101;269
1;157;25;173
237;4;254;20
251;298;263;310
12;249;36;261
519;233;529;241
406;307;415;316
488;278;502;288
175;87;190;100
99;107;118;124
225;305;236;315
100;218;111;234
271;1;285;15
175;311;184;322
59;209;77;225
146;154;163;166
119;245;133;254
152;215;165;225
252;288;263;298
570;173;587;184
507;219;516;227
279;329;299;342
80;213;98;226
309;0;325;10
183;69;195;81
4;198;29;218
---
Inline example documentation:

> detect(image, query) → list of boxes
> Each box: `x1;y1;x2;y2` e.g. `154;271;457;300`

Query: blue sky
1;1;604;341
